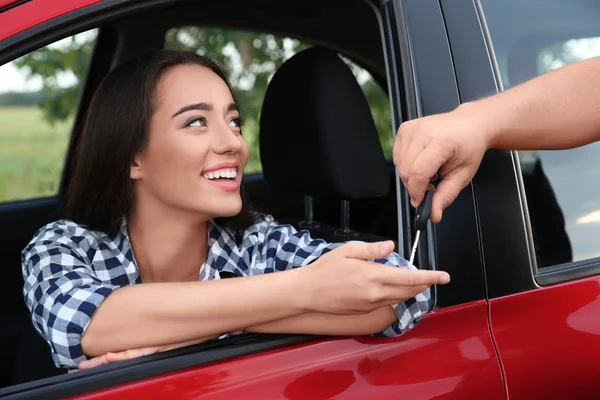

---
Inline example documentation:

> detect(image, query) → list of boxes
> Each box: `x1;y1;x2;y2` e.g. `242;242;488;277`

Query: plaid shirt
21;213;432;369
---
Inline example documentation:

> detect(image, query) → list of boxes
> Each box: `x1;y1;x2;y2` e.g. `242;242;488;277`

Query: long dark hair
64;50;254;235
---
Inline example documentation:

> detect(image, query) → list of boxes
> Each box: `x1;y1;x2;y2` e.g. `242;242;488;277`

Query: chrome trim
473;0;540;284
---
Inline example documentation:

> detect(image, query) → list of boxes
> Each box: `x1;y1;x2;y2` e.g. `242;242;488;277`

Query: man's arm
470;56;600;151
393;56;600;221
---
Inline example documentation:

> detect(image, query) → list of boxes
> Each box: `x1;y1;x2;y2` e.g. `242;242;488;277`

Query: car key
408;188;434;267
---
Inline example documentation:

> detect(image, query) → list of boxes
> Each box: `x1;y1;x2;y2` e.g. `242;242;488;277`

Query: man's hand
393;104;492;222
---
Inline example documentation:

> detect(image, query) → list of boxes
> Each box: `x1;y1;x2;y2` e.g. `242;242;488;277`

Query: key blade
408;230;420;266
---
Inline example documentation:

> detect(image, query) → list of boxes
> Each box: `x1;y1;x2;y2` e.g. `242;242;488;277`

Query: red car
1;0;599;398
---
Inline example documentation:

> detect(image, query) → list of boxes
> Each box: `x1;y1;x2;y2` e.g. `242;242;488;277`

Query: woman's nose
213;123;243;154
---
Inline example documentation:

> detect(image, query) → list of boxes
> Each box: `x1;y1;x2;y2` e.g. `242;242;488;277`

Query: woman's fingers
78;354;111;369
77;337;222;370
370;263;450;287
382;284;430;301
338;240;395;261
78;346;163;370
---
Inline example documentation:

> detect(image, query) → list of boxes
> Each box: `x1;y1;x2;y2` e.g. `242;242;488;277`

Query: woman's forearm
463;56;600;151
82;269;307;357
245;306;397;336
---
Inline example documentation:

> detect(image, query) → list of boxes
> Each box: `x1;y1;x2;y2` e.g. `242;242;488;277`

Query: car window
0;29;97;204
480;0;600;267
164;27;393;174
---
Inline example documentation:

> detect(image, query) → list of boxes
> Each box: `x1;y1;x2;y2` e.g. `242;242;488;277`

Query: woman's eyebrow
171;102;239;118
172;102;212;118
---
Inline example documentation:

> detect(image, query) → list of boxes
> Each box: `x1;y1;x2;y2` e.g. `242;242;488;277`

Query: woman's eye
229;117;243;129
186;117;207;128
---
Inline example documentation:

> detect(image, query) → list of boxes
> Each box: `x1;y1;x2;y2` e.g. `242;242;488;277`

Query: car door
443;0;600;398
0;0;504;398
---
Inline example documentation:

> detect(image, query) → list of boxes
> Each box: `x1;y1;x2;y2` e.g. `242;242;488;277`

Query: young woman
21;50;450;371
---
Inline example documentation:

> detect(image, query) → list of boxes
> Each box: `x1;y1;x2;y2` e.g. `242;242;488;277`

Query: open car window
0;29;97;204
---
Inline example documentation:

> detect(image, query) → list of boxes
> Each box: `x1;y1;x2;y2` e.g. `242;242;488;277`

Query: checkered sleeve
21;223;119;369
254;214;432;337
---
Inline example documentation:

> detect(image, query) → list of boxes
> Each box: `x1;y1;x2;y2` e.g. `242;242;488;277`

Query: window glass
0;29;97;203
164;27;393;174
480;0;600;265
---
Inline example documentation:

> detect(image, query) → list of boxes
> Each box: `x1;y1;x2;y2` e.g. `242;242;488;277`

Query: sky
0;62;44;92
0;30;96;93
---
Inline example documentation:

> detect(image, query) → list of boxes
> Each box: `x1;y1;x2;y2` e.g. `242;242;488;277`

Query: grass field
0;107;71;203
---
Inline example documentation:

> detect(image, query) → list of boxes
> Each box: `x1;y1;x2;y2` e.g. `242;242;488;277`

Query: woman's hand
73;335;222;371
298;241;450;315
75;345;166;370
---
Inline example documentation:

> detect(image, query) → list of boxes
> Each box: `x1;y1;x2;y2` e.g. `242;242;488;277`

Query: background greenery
0;27;393;203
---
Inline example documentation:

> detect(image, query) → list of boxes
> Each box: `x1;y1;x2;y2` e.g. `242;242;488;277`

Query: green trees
12;27;393;171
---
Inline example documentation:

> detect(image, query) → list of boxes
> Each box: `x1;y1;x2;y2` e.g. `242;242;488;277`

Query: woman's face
130;64;248;219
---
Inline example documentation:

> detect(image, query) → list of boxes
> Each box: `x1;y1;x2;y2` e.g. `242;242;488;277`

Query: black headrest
259;47;389;200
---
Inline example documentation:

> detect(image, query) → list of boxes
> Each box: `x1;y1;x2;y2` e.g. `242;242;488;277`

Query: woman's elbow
80;330;103;358
362;306;398;335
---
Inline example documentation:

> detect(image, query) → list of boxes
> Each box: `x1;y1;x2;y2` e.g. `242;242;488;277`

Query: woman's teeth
203;168;237;180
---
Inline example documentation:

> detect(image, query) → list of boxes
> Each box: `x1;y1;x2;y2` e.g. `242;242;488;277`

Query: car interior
0;0;403;390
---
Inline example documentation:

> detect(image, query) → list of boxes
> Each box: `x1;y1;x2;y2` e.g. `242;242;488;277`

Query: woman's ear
130;156;144;180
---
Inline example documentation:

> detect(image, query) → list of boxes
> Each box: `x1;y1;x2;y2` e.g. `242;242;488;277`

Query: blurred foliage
13;32;95;125
11;27;393;173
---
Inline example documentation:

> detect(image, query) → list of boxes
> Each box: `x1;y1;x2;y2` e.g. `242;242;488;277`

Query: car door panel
443;0;600;398
62;303;504;400
489;277;600;399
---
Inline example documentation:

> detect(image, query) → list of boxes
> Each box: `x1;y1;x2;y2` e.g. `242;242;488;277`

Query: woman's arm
246;306;398;336
24;223;444;369
22;226;308;366
81;271;308;358
249;216;433;337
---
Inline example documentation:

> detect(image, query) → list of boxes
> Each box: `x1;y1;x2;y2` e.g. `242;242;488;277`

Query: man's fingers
429;168;474;223
395;123;427;191
392;121;413;167
338;240;395;260
405;144;446;208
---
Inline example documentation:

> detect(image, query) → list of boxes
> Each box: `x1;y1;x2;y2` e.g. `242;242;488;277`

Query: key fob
414;189;433;231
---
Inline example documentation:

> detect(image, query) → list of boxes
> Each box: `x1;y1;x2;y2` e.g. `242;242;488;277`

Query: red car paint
0;0;102;42
489;275;600;399
65;302;504;400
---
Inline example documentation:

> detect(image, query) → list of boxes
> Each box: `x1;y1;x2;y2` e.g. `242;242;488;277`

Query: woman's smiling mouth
202;161;240;191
